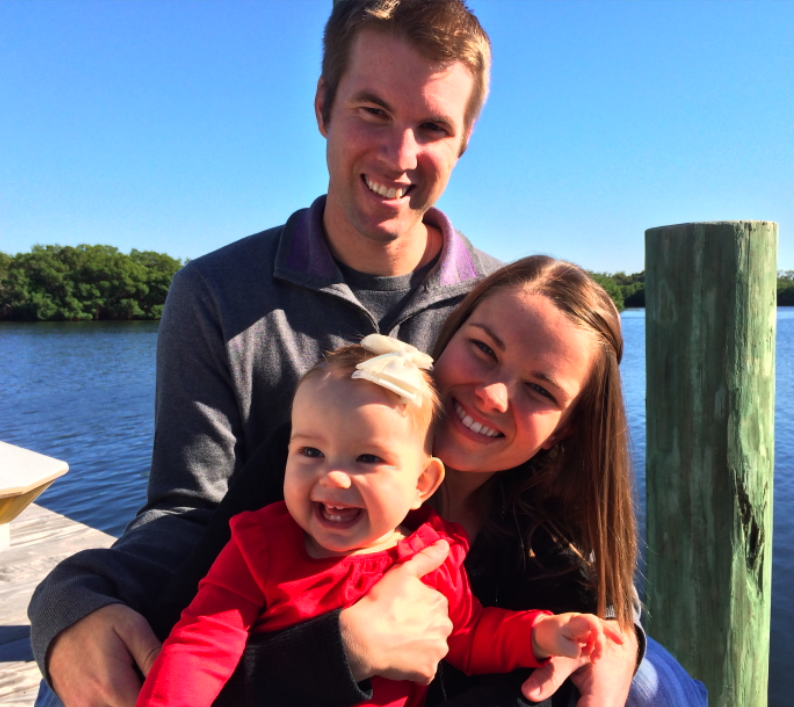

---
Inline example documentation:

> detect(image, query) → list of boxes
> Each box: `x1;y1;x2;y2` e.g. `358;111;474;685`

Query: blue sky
1;0;792;273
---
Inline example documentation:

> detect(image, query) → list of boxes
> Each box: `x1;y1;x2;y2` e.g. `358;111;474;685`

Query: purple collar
285;196;478;287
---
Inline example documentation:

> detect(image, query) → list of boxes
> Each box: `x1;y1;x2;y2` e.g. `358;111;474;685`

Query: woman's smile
453;399;502;438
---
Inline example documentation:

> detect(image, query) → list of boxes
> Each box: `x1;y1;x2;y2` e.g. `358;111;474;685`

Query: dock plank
0;504;115;705
0;662;41;707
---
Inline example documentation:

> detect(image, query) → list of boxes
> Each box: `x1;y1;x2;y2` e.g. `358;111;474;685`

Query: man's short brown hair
321;0;491;147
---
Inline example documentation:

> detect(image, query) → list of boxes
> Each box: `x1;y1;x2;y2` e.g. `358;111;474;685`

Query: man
30;2;640;706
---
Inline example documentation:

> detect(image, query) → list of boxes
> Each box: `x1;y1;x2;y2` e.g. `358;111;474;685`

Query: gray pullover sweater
28;196;503;680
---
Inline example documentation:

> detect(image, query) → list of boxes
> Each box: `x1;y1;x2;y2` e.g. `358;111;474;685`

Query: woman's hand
47;604;161;707
522;622;637;706
339;538;453;684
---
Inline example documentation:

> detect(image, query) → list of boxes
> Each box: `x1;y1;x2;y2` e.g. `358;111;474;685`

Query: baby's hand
531;612;624;663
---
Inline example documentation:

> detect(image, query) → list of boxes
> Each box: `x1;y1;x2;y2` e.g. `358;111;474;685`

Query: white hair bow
352;334;434;407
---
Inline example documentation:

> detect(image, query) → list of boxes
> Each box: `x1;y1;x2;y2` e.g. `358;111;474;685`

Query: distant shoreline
2;245;792;320
0;245;183;322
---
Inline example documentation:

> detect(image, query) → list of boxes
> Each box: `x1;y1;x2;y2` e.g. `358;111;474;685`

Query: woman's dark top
149;424;596;707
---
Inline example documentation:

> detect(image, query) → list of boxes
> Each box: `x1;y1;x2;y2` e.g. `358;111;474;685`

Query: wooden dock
0;504;115;706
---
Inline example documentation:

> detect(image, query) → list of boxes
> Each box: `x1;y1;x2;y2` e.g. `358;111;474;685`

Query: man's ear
541;423;574;450
412;457;445;509
315;78;329;137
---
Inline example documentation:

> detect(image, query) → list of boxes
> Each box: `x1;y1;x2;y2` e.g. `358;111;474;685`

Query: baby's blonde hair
297;343;442;450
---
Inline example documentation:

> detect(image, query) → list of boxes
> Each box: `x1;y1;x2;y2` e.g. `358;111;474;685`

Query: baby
138;335;620;707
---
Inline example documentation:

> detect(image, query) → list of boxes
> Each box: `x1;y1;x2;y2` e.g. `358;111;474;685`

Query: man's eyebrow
351;90;393;112
423;113;455;131
351;90;456;131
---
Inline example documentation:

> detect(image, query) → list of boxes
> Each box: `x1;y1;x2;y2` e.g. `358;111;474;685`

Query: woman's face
433;287;597;474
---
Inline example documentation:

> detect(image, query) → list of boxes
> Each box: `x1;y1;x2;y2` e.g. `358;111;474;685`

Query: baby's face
284;372;435;558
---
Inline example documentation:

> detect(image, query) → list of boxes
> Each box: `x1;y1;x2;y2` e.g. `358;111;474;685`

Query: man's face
317;29;475;248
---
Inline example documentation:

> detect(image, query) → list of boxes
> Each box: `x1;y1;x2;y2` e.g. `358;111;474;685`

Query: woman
150;256;706;706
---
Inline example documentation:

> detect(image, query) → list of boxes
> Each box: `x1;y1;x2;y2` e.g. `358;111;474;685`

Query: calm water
0;313;791;702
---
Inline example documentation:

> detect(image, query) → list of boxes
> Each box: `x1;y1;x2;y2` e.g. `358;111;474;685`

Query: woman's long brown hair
431;255;638;630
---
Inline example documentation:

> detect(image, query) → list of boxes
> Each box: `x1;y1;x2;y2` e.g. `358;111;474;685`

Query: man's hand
521;622;637;706
48;603;162;707
339;538;453;685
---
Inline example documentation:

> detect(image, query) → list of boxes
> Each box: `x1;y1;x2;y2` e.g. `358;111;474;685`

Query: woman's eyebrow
530;370;568;401
468;321;505;350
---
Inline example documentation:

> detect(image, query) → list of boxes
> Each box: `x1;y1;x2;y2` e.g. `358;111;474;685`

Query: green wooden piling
645;221;777;706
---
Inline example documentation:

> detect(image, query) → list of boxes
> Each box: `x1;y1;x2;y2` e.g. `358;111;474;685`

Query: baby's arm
438;539;553;674
531;612;624;663
438;535;623;676
137;530;266;707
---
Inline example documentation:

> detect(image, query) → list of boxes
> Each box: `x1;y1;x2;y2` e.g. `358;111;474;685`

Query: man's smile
363;175;412;200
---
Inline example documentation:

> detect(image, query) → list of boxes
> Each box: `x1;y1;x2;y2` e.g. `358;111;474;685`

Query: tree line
0;245;184;321
778;271;794;306
0;245;791;321
589;270;794;311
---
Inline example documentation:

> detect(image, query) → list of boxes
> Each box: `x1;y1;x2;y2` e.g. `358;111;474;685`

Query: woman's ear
412;457;445;508
315;78;329;137
541;423;574;450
